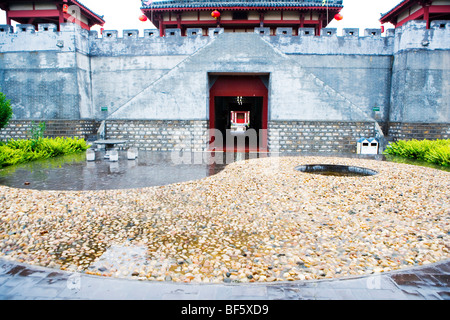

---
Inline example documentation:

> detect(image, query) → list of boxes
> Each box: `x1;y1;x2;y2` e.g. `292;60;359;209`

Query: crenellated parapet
0;23;91;54
393;20;450;53
1;20;449;56
262;27;395;55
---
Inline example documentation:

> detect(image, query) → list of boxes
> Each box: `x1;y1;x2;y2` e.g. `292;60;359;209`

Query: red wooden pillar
6;10;11;25
55;3;65;31
176;13;181;29
423;5;430;29
317;14;323;35
159;18;164;37
176;13;184;36
419;0;432;29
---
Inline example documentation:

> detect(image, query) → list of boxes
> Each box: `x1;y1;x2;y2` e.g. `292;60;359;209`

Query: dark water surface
295;164;379;177
0;151;235;191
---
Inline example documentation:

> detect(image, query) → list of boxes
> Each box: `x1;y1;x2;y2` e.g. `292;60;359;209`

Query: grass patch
0;137;88;168
383;139;450;167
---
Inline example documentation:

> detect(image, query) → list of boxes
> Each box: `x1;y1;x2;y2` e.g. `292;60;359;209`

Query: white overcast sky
1;0;400;34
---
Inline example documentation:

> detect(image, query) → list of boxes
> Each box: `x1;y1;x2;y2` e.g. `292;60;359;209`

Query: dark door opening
214;96;263;151
209;75;268;152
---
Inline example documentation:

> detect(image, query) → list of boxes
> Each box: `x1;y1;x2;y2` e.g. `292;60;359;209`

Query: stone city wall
0;20;449;153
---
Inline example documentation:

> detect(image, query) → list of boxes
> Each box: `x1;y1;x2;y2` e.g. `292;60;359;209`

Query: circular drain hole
295;164;378;177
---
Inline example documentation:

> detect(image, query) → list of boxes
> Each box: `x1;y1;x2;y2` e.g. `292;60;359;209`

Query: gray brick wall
107;120;378;153
2;120;448;153
0;120;99;141
388;122;450;141
105;120;209;151
268;121;376;153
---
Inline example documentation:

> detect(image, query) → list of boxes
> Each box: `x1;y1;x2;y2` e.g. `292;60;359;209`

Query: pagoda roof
72;0;105;25
379;0;450;25
141;0;344;10
380;0;411;23
0;0;105;26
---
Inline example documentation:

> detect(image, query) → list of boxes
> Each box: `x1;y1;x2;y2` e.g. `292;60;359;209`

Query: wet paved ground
0;151;229;191
0;151;448;300
0;257;449;300
3;150;445;191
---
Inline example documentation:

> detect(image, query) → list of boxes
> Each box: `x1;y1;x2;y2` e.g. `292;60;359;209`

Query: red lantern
211;10;220;19
139;15;148;22
334;13;343;21
62;4;69;13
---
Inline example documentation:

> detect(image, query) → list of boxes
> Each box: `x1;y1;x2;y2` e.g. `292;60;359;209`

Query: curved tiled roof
0;0;105;26
380;0;409;20
72;0;105;24
141;0;344;10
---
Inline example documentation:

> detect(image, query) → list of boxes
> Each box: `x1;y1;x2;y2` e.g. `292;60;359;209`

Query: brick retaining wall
105;120;380;153
105;120;209;151
268;121;377;153
0;120;100;141
388;122;450;141
2;120;448;153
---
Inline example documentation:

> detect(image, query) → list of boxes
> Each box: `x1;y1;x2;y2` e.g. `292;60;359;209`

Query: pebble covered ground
0;156;449;283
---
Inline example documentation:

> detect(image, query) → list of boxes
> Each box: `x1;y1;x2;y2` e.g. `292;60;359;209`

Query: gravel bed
0;156;449;283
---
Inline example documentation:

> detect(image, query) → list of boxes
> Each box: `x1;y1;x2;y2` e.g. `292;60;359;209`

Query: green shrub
425;145;450;167
0;91;13;130
0;137;88;168
384;139;450;167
